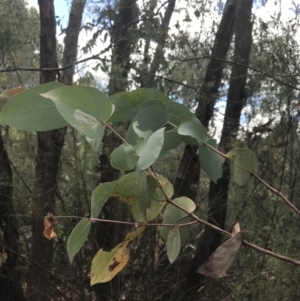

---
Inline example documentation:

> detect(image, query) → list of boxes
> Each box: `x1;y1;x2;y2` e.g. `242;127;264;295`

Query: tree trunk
95;1;137;299
143;0;176;88
61;0;87;86
27;1;86;300
0;131;25;301
108;0;137;95
173;0;236;199
185;0;253;297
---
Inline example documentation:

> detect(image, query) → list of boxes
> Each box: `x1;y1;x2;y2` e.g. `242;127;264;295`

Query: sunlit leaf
67;218;91;263
91;182;116;219
0;82;68;131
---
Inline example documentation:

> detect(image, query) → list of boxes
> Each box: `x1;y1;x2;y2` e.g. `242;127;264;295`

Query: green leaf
178;120;207;145
112;171;174;222
160;197;196;245
91;182;116;219
226;148;258;186
67;218;91;263
108;88;170;123
138;175;159;217
167;227;181;264
41;86;113;139
164;102;198;126
125;100;165;123
125;105;169;145
90;227;145;285
110;144;139;171
199;139;224;183
155;129;182;162
134;137;145;154
0;82;68;131
136;128;165;172
162;130;182;151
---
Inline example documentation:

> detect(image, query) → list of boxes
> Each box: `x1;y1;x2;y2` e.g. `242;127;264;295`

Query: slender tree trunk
108;0;137;95
185;0;253;298
0;131;25;301
143;0;176;88
95;1;137;299
61;0;87;86
27;1;86;300
173;0;236;199
27;2;61;299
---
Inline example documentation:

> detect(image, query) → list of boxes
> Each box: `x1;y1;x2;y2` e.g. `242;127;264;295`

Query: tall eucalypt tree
0;83;300;285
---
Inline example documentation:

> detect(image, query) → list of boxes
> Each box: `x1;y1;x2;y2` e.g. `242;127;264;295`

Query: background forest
1;0;300;300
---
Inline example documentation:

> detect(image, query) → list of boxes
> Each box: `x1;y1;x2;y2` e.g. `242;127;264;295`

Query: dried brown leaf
197;225;247;278
43;213;57;240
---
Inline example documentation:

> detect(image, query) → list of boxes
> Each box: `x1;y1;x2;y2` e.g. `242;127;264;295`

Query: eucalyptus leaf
136;128;165;172
67;218;91;263
41;86;113;139
178;120;207;145
226;148;258;186
199;139;224;183
110;144;139;171
0;82;67;131
91;182;116;219
167;227;181;264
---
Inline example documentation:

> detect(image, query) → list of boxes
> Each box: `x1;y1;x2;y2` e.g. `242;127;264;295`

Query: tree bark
27;1;86;300
61;0;87;86
0;131;25;301
173;0;236;199
143;0;176;88
185;0;253;297
95;1;137;299
108;0;137;95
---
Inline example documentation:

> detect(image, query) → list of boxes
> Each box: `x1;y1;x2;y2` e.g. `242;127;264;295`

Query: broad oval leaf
90;227;145;285
0;82;68;131
108;88;170;123
199;139;224;183
136;127;165;172
110;144;139;171
226;148;258;186
67;218;91;263
164;101;198;126
112;171;174;222
91;181;116;219
167;227;181;264
178;120;207;145
160;197;196;245
41;86;113;139
125;105;169;145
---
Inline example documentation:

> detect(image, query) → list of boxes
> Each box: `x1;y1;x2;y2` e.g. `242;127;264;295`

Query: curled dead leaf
43;213;57;240
197;223;247;278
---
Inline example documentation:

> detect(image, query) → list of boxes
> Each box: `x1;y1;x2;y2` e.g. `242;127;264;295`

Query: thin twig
53;215;198;228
